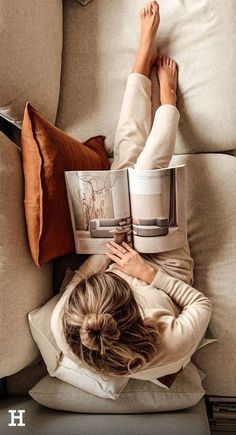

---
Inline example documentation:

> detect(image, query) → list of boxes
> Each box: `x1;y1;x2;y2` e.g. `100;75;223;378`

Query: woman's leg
111;1;160;170
133;54;194;284
135;55;180;169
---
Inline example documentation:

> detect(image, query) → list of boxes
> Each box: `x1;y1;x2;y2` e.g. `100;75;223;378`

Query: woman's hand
106;241;156;284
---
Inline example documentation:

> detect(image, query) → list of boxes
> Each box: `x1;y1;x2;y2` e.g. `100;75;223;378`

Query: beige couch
1;0;236;433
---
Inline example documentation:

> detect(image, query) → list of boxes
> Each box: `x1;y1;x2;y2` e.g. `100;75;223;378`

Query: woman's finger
108;240;127;254
106;243;125;259
112;264;123;272
105;252;122;265
122;241;135;253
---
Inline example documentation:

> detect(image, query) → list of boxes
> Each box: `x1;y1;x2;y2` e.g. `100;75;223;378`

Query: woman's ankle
160;87;177;106
132;52;151;77
132;65;150;78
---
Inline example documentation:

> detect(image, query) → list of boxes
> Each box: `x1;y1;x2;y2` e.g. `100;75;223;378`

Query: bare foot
139;1;160;64
132;1;160;77
156;55;178;106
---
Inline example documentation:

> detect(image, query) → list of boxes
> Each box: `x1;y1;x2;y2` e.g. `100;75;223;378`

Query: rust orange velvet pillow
21;102;110;266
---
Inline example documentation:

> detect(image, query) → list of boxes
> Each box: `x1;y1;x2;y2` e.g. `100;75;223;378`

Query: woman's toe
152;1;159;11
139;8;145;18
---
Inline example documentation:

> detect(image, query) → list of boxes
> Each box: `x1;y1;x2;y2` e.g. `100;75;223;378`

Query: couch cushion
7;356;47;397
170;153;236;396
21;102;110;266
0;0;62;127
29;362;205;413
56;0;236;155
0;396;211;435
0;132;53;377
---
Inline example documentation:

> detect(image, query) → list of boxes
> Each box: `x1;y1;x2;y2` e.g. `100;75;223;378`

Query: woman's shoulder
107;263;181;320
127;327;195;382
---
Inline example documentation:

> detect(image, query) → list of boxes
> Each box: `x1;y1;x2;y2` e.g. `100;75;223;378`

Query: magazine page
128;165;187;253
65;169;132;254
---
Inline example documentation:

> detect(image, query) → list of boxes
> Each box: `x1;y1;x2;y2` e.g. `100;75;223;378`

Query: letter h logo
8;409;26;427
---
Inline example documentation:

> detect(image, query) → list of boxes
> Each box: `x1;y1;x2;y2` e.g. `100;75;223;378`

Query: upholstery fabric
76;0;93;5
0;397;211;435
29;362;205;413
170;153;236;396
0;132;53;378
0;0;62;127
21;102;110;266
56;0;236;155
28;293;129;400
7;356;47;397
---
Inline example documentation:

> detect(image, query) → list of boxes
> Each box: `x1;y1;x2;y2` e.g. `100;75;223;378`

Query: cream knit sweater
51;252;214;383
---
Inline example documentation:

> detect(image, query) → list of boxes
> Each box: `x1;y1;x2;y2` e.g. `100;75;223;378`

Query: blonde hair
62;272;160;376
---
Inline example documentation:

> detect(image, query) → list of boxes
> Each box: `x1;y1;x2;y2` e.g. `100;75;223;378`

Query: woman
51;1;214;386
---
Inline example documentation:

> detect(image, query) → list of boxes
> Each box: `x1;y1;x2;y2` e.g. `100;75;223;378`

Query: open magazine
65;165;187;254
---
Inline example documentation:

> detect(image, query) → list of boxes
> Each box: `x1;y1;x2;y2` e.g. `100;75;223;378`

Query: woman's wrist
138;264;156;284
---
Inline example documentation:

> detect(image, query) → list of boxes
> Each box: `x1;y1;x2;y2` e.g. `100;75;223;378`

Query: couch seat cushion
0;396;211;435
170;153;236;396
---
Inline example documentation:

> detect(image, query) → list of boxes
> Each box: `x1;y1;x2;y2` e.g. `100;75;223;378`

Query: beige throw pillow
29;362;205;413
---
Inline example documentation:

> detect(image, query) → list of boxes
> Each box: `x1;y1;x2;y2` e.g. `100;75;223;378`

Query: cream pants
111;73;194;286
111;73;180;171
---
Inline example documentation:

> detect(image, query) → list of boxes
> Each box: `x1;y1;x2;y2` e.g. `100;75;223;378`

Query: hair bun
80;313;120;354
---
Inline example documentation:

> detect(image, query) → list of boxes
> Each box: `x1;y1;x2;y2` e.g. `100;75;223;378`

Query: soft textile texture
0;132;53;377
21;102;110;266
29;362;205;413
111;73;180;170
57;0;236;155
7;357;47;396
170;153;236;396
28;293;128;400
76;0;93;4
0;0;62;126
0;398;210;435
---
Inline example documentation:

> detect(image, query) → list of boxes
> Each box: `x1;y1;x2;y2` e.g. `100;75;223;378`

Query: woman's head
62;271;160;376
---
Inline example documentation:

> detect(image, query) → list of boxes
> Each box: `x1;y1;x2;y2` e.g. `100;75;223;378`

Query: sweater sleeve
150;267;212;349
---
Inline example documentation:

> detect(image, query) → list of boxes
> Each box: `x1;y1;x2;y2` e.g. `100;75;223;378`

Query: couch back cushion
0;0;62;128
57;0;236;155
0;132;53;377
21;102;110;266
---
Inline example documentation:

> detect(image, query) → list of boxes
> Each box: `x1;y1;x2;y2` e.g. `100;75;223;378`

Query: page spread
65;165;187;255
